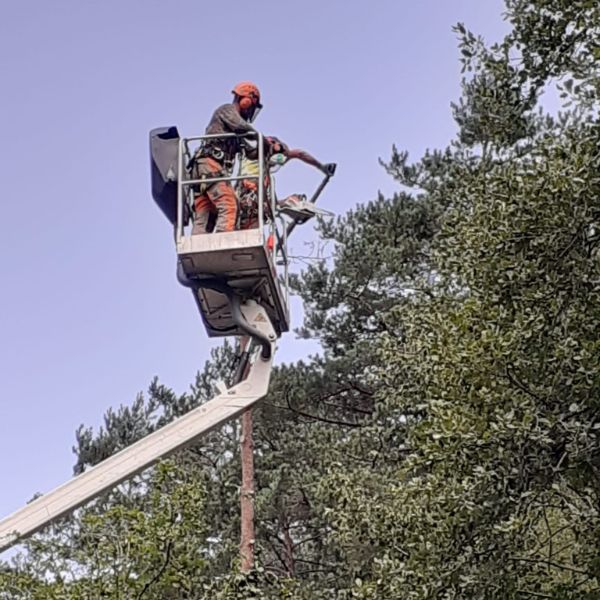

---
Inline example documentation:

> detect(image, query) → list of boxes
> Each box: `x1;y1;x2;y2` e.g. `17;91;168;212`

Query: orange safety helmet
232;81;262;110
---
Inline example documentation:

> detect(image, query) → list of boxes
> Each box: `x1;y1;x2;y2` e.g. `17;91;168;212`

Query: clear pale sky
0;1;508;529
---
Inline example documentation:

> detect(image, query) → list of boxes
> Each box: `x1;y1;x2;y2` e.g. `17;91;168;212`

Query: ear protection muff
239;95;255;111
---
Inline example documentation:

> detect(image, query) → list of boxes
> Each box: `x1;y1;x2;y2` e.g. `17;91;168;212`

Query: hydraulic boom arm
0;301;276;554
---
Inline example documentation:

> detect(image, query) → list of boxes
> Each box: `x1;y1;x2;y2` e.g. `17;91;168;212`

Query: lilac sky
0;1;508;528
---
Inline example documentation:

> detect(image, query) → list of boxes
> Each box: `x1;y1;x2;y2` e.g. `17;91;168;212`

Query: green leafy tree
0;461;212;598
313;2;600;598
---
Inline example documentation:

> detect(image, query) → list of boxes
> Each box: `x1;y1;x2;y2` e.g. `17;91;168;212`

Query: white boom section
0;302;276;554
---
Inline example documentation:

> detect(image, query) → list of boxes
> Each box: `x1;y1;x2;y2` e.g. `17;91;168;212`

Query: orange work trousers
192;157;238;234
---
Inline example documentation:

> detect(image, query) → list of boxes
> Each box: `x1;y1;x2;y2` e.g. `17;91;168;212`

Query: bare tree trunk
238;336;255;573
240;407;255;572
282;518;296;577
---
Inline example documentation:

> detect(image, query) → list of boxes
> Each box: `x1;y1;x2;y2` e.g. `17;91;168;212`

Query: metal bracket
239;299;277;343
176;265;275;360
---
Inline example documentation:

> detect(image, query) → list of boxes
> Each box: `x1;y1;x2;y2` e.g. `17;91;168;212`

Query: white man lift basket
149;125;335;341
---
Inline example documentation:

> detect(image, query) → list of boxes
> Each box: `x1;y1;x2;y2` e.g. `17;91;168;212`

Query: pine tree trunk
282;519;296;577
240;407;255;572
237;335;255;573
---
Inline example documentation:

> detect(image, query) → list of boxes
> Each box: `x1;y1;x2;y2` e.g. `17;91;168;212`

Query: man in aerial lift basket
190;81;266;235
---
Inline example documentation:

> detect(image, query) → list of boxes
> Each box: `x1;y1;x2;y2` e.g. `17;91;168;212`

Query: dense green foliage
2;1;599;597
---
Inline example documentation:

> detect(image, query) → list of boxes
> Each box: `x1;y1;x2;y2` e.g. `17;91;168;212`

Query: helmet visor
247;104;262;123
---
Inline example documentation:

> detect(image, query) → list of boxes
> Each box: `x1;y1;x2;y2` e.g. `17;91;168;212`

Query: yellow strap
240;156;260;177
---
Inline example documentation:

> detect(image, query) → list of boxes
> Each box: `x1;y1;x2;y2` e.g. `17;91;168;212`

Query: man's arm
216;104;275;160
285;148;329;174
217;104;257;135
